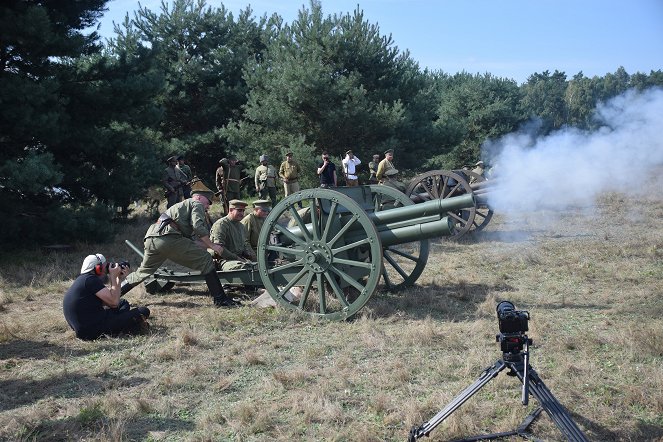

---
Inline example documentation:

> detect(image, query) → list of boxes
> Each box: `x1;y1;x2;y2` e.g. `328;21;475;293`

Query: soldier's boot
121;281;137;296
204;271;241;308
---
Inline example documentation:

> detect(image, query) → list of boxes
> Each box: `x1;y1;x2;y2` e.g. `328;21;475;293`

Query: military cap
190;181;215;202
253;199;272;212
345;149;352;155
219;158;228;164
372;154;380;159
177;154;185;160
229;199;248;209
167;155;177;162
384;148;394;155
385;168;399;177
285;151;293;156
228;155;238;161
259;154;268;162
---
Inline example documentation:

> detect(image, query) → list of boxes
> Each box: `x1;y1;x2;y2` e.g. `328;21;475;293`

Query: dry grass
1;189;663;441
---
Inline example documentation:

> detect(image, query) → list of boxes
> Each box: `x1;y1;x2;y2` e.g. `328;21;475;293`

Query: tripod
408;339;588;442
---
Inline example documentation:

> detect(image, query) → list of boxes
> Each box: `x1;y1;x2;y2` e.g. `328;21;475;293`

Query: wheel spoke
316;273;326;313
277;267;309;299
385;246;421;263
299;272;315;309
381;263;394;288
324;272;351;308
266;244;306;256
267;258;305;275
383;251;410;280
331;257;373;270
329;265;366;294
332;237;371;254
328;214;358;248
321;200;338;242
273;224;308;248
310;198;321;241
287;205;311;241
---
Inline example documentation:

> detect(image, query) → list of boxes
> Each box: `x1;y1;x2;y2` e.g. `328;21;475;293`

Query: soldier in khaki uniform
368;154;380;184
376;149;396;183
176;155;193;198
470;160;485;184
254;155;278;206
163;156;188;208
241;199;271;255
226;156;242;200
210;199;256;270
278;152;301;197
121;182;240;307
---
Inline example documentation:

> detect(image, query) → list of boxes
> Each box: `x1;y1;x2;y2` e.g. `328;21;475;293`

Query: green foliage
223;1;433;170
522;70;568;134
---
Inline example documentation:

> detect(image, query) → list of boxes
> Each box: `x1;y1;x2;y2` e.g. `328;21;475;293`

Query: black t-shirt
63;273;106;333
317;160;336;185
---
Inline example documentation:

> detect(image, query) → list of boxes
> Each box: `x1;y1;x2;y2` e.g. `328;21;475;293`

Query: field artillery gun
126;185;475;320
405;169;498;239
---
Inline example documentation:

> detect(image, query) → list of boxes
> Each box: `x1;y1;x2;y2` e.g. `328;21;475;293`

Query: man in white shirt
341;150;361;187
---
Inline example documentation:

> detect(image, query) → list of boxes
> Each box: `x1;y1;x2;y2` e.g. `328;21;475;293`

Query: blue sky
95;0;663;84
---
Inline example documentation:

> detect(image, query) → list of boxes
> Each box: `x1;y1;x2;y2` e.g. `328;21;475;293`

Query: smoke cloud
483;87;663;215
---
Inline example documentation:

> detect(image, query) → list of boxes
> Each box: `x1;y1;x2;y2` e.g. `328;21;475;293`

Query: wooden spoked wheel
405;170;476;238
367;185;430;290
257;188;383;320
461;171;494;232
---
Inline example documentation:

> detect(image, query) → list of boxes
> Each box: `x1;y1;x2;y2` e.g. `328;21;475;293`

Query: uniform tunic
210;215;256;270
177;164;193;198
368;160;379;183
240;212;265;255
375;158;396;182
226;164;242;199
254;164;278;203
163;165;187;208
279;160;301;196
126;199;216;285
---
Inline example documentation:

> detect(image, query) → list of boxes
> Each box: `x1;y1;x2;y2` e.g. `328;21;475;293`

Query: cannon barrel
469;178;499;191
283;193;475;245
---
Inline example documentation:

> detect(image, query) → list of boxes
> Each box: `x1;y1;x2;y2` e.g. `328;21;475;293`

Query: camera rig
408;301;588;442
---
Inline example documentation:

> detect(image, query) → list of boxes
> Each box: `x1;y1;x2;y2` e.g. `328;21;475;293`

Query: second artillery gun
127;185;475;320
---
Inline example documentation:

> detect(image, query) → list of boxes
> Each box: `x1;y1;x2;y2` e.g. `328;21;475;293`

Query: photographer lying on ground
63;254;150;340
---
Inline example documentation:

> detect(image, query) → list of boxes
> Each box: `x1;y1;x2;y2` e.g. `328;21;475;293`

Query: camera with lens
496;301;530;357
106;260;130;271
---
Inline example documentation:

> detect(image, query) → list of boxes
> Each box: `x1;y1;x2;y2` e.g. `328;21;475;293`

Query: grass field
1;188;662;441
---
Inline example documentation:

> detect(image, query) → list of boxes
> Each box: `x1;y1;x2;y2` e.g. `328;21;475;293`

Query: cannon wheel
463;171;494;232
405;170;476;238
367;185;430;290
257;188;383;320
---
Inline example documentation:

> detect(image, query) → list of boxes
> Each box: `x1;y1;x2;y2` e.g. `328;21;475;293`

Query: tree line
1;0;661;246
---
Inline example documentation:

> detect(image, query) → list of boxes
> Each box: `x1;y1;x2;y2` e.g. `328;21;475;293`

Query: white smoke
483;87;663;214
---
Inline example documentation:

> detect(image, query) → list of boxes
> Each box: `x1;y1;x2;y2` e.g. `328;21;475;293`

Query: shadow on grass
367;281;499;321
27;414;195;441
0;373;145;412
0;339;90;360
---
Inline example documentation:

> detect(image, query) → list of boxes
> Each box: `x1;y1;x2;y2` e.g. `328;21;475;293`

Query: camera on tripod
495;301;531;357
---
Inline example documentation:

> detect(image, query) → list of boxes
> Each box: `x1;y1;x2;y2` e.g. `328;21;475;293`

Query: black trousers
76;308;144;341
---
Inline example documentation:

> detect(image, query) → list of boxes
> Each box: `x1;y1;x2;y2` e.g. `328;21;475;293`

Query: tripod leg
515;367;589;442
409;360;507;441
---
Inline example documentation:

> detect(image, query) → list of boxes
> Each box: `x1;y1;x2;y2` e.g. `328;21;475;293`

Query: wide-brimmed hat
190;181;215;203
384;149;394;155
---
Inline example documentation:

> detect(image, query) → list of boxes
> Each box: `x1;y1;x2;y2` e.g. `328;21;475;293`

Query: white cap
81;254;106;274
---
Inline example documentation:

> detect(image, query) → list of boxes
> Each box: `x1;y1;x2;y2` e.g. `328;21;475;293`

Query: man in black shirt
63;254;150;340
316;151;337;188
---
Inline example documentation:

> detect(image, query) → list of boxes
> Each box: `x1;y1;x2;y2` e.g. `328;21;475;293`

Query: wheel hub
304;241;333;273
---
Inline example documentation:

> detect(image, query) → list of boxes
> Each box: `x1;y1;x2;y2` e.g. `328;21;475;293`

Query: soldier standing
376;149;396;183
368;154;380;184
254;154;278;206
215;158;228;214
176;155;193;199
120;182;240;307
470;160;485;184
279;152;301;198
210;200;256;270
226;156;242;200
341;150;361;187
163;156;187;208
241;199;271;256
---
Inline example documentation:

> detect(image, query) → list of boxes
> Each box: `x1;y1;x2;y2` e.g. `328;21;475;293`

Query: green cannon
404;169;496;238
126;185;474;320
